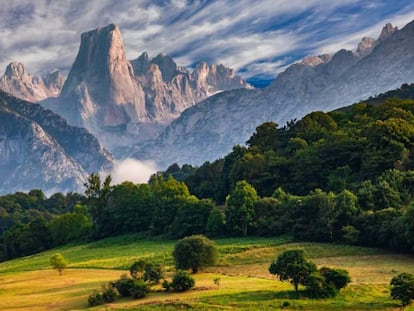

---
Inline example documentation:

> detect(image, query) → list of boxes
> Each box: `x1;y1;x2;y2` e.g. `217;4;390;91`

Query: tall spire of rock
60;23;146;127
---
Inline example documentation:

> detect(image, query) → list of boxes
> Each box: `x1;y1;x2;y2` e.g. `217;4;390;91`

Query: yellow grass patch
0;269;124;311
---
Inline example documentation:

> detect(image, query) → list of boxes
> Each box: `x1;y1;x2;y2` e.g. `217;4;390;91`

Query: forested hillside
2;85;414;261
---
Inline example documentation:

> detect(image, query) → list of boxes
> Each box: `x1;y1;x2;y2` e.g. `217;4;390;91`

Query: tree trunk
294;281;298;292
243;222;247;236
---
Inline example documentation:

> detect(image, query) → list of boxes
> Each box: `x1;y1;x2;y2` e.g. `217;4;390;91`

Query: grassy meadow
1;234;414;310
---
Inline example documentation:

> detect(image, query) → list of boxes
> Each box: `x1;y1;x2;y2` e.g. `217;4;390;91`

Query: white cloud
313;10;414;56
103;158;158;185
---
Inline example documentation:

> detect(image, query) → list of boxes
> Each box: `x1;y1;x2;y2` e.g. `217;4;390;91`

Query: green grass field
1;234;414;310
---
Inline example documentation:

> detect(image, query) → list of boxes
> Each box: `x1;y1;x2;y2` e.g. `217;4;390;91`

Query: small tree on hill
390;273;414;306
269;250;317;292
173;235;218;273
50;253;67;275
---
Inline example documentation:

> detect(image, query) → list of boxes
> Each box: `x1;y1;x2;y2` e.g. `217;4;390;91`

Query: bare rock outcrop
0;62;64;102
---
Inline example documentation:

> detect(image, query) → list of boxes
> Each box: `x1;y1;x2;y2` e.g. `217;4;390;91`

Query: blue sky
1;0;414;86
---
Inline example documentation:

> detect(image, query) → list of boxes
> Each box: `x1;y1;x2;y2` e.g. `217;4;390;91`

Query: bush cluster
88;283;117;306
305;267;351;298
162;270;195;292
88;260;162;306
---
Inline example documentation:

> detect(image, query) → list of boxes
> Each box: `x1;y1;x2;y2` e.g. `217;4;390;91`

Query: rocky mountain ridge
0;90;113;194
135;21;414;167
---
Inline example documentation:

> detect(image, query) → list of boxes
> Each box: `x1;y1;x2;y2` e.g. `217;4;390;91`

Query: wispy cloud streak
0;0;414;81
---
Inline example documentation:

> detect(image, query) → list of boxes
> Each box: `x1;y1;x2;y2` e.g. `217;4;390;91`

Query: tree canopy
269;250;317;291
173;235;218;273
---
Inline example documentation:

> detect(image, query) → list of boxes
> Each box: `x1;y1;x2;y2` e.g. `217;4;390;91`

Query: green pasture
0;235;414;310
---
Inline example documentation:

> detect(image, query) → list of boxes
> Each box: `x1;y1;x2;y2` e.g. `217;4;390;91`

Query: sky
1;1;414;87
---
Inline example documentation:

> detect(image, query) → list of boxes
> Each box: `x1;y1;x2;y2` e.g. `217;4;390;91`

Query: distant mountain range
40;24;251;155
1;20;414;193
135;21;414;166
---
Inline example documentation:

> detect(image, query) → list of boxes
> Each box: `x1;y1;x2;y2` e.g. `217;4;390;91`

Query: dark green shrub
88;291;104;306
129;279;149;299
171;270;195;292
162;279;172;292
113;274;134;297
130;259;146;279
305;272;337;298
390;273;414;306
102;283;117;303
281;301;290;308
319;267;351;290
144;262;164;284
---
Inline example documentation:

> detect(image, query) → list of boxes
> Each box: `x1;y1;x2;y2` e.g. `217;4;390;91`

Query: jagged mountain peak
378;22;398;41
0;62;64;102
355;37;376;58
131;51;150;75
5;62;26;78
150;53;178;82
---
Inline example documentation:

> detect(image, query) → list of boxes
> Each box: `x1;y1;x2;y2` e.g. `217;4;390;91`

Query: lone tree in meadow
50;253;68;275
173;235;218;273
390;273;414;306
269;250;317;292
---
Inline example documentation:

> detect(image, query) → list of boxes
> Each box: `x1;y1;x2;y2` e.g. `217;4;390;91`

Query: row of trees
3;168;414;260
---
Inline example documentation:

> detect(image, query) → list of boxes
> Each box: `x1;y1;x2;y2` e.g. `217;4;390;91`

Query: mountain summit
57;24;146;128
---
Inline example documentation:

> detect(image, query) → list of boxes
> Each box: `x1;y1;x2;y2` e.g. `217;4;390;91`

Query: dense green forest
2;84;414;261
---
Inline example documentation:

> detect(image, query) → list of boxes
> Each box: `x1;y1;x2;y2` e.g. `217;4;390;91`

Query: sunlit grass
1;235;414;310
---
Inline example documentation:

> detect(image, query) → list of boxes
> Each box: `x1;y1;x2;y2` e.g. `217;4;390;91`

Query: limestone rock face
0;62;64;102
135;21;414;167
0;90;113;194
44;70;65;97
300;54;332;67
355;23;398;59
